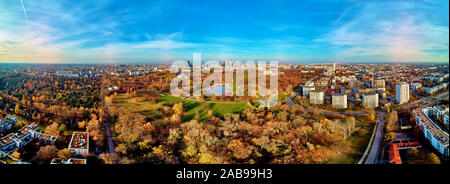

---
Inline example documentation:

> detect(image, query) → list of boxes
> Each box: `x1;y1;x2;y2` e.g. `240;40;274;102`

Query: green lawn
112;94;249;122
157;95;248;122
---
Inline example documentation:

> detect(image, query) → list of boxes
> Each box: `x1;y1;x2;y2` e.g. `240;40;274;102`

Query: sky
0;0;448;64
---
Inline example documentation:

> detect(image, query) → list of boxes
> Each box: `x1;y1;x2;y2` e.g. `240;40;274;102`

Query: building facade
362;93;379;108
396;82;409;104
0;114;18;134
310;90;324;105
332;94;347;109
413;107;449;157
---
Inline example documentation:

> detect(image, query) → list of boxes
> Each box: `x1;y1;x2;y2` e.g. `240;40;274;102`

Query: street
365;112;385;164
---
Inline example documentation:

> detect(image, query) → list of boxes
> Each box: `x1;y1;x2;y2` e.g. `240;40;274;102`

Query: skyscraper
396;82;409;104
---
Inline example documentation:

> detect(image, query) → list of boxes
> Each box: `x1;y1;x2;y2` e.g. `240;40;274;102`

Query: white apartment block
362;93;379;108
310;90;324;105
332;94;347;109
413;107;449;157
396;82;409;104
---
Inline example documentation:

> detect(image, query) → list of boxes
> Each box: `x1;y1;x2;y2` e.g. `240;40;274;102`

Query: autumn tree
57;148;72;159
427;153;441;164
14;104;20;115
11;150;21;159
37;145;58;161
86;114;104;146
99;153;119;164
385;110;399;132
227;139;253;160
45;122;60;136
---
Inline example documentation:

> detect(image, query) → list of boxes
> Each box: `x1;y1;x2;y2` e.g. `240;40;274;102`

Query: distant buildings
332;94;347;109
396;82;409;104
310;90;324;105
348;79;359;89
413;107;449;157
372;79;385;88
362;93;379;108
423;82;448;95
68;132;89;156
410;83;422;91
56;70;79;78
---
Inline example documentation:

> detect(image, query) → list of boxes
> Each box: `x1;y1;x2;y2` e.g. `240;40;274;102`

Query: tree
368;108;376;121
173;103;183;115
386;110;399;132
227;139;253;160
11;150;21;159
14;104;20;115
45;122;60;136
427;153;441;164
37;145;58;161
59;124;67;132
407;148;419;157
99;153;119;164
86;114;104;146
57;148;72;159
78;121;86;129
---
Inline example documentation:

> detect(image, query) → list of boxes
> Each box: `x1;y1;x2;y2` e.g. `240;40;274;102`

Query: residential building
0;114;18;134
332;94;347;109
302;86;315;98
413;107;449;157
396;82;409;104
310;90;324;105
372;79;385;88
0;123;56;155
51;158;87;164
362;93;379;108
410;83;422;91
68;132;89;156
444;113;449;129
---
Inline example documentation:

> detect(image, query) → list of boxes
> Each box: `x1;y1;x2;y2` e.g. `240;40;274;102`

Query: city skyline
0;0;449;64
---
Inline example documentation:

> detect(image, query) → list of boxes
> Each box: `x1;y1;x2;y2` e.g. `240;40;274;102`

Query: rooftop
414;108;449;147
68;132;89;150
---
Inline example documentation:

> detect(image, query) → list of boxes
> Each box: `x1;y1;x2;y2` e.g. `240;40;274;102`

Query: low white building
68;132;89;156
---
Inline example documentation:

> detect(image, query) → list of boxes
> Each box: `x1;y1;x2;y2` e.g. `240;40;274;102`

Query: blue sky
0;0;448;64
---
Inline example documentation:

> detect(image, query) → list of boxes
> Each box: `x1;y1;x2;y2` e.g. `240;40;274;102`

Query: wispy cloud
315;1;449;62
0;0;448;63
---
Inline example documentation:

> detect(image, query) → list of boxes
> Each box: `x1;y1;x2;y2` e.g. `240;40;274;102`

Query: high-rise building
362;93;379;108
310;90;324;104
396;82;409;104
332;94;347;109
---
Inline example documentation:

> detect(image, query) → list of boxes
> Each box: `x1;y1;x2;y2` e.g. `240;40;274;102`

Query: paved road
365;112;385;164
102;81;119;164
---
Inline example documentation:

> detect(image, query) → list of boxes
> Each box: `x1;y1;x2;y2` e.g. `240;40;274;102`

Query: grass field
327;121;375;164
112;94;249;122
157;95;249;122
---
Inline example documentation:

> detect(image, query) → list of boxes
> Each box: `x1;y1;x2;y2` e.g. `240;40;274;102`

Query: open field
327;121;375;164
157;95;249;122
112;94;250;122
